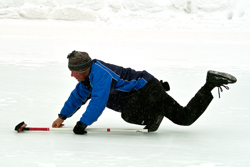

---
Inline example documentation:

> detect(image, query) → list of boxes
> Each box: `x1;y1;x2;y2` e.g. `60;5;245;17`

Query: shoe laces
218;85;229;98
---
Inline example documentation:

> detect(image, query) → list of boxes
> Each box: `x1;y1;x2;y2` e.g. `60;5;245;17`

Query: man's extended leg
163;85;213;125
163;70;237;126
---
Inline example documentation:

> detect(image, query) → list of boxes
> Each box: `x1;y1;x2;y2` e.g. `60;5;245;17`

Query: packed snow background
0;0;250;167
1;0;250;29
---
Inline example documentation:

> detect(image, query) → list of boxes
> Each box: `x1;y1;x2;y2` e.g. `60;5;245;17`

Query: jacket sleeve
80;69;112;125
60;82;91;118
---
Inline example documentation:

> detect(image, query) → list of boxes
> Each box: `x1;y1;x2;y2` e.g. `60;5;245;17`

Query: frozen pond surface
0;18;250;167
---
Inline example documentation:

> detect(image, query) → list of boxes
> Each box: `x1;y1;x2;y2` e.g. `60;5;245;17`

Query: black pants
121;77;213;126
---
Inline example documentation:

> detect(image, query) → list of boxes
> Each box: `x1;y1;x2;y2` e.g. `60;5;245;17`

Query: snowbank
0;0;249;29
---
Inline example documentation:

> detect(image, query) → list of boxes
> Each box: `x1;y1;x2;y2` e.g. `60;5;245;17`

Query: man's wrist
58;114;67;120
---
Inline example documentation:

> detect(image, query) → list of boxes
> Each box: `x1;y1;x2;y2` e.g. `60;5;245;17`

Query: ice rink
0;0;250;167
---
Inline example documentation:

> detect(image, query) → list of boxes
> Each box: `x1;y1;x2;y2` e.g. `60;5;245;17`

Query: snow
0;0;250;29
0;0;250;167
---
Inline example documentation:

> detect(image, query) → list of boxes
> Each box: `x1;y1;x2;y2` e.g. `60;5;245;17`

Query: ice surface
0;0;250;167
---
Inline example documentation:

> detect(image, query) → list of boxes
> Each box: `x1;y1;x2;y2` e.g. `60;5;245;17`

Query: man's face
71;71;88;82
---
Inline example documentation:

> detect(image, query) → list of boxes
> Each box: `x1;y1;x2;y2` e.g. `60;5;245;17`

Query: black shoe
206;70;237;98
144;114;164;132
207;70;237;86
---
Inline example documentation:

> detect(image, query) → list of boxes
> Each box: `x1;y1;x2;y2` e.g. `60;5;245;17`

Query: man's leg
121;77;215;130
163;70;237;125
163;86;213;126
120;77;166;131
121;70;237;131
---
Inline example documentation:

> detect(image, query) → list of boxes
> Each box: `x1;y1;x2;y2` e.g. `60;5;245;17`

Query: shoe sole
208;70;237;84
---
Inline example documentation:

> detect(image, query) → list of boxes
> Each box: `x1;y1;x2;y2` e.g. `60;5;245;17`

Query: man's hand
73;121;87;135
52;118;65;128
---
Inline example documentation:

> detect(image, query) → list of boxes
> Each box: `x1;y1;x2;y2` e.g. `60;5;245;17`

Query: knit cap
67;50;92;73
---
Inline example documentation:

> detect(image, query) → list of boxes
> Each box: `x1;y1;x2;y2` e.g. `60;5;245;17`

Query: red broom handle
29;127;50;131
23;127;148;132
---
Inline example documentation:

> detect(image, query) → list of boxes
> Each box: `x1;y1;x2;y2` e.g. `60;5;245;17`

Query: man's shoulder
91;59;119;73
89;60;113;79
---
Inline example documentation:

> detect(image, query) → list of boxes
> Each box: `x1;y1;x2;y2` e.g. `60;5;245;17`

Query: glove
73;121;87;135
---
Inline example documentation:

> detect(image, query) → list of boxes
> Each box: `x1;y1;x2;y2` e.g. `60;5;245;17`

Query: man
52;50;237;134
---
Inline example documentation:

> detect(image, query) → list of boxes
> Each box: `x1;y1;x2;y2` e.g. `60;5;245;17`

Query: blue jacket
60;59;153;126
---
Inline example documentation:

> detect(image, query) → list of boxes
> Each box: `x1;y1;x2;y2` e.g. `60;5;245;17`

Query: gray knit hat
67;50;92;73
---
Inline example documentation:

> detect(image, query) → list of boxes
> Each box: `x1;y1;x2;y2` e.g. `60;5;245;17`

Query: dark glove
73;121;87;135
